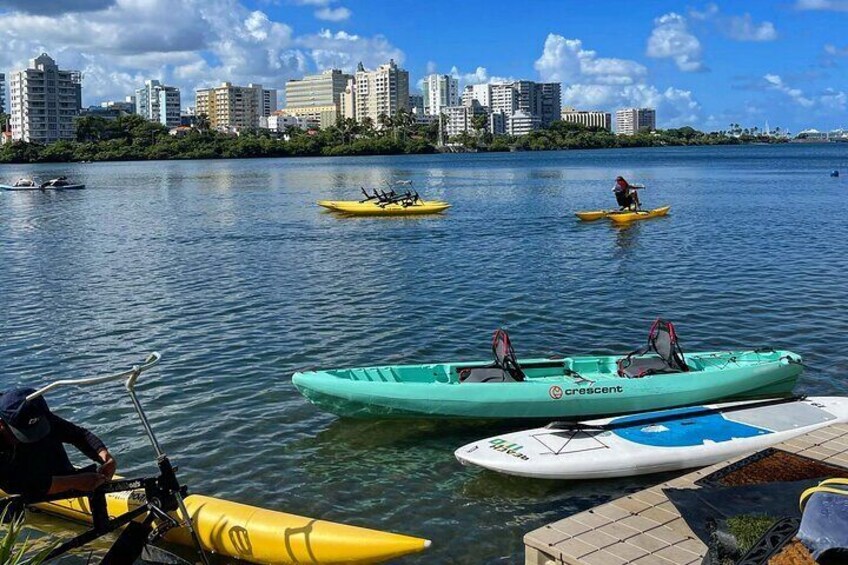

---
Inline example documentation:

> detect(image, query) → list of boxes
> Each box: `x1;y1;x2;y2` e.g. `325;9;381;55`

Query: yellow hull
575;209;615;221
318;200;451;216
607;205;671;223
10;489;430;564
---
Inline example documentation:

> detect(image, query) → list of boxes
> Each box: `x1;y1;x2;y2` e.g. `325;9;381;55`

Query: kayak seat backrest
617;319;690;378
459;329;526;383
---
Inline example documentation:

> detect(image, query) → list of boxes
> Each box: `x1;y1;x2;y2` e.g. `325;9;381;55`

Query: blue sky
1;0;847;131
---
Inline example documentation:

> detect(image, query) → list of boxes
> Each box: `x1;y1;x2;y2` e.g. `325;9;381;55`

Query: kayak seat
459;367;523;383
618;357;677;378
617;319;690;378
459;329;526;383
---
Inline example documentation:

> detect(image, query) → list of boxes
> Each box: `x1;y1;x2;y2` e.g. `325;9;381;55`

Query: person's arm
50;414;116;478
47;472;106;495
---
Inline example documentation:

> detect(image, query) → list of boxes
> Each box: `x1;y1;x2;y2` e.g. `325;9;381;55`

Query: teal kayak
291;349;803;420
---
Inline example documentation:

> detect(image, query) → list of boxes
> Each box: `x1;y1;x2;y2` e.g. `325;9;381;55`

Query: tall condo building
195;82;274;131
354;59;410;126
462;84;492;108
562;108;612;131
9;53;81;143
284;69;350;128
489;83;518;116
408;93;424;112
135;80;181;127
0;73;6;114
422;74;458;116
538;83;562;126
260;87;278;117
616;107;656;135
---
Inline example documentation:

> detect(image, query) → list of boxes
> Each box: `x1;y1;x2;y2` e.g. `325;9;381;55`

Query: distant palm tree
195;113;210;132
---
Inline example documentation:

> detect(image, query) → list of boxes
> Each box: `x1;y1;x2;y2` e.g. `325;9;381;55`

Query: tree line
0;111;785;164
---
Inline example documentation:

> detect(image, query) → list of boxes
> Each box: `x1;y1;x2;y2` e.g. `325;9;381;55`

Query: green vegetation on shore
0;112;786;165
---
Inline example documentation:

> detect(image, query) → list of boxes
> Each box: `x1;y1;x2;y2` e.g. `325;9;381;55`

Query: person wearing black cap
0;387;117;498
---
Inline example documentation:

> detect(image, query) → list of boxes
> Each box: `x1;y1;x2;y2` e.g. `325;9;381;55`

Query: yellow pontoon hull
607;206;671;223
318;200;451;216
10;489;430;564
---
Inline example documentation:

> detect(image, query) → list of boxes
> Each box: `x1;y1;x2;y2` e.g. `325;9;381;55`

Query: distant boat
1;176;86;191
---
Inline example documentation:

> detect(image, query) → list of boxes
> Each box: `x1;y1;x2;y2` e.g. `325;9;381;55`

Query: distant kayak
455;396;848;479
607;205;670;223
319;200;451;216
1;184;85;191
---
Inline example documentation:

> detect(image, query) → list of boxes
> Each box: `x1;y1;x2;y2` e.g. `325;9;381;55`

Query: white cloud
449;65;490;86
534;33;701;127
296;29;402;72
763;74;815;107
646;13;705;72
689;5;778;42
760;74;848;117
725;14;777;41
795;0;848;10
0;0;402;103
535;35;647;85
315;6;350;22
825;44;848;56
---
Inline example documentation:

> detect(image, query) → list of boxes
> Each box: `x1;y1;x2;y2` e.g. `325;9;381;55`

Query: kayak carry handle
27;352;161;401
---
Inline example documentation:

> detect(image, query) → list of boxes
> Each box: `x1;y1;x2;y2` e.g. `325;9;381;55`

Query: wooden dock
524;423;848;565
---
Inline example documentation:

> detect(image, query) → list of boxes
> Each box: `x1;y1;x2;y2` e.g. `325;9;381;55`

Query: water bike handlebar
26;352;161;401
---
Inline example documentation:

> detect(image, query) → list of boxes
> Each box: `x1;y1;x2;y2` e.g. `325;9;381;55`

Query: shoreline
0;137;791;166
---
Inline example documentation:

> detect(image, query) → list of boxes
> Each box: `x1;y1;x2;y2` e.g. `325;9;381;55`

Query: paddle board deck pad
7;490;430;564
455;397;848;480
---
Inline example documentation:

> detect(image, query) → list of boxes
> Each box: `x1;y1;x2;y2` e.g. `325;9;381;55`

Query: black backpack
617;319;690;378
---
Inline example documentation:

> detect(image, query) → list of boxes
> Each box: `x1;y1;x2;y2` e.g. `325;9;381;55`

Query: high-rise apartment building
462;84;492;108
562;108;612;131
284;69;348;128
285;69;350;109
0;73;6;115
9;53;82;143
260;87;278;117
616;107;656;134
422;74;458;116
408;93;424;112
489;83;518;117
354;59;409;126
444;101;487;138
195;82;273;130
135;80;181;127
538;83;562;126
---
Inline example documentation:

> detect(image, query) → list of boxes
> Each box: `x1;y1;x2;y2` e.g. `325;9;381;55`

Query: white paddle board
455;397;848;480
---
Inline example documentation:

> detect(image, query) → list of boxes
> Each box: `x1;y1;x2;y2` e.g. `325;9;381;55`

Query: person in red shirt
613;176;642;210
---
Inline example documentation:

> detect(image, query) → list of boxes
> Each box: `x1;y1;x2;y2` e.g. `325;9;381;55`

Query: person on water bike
0;387;117;498
613;176;642;210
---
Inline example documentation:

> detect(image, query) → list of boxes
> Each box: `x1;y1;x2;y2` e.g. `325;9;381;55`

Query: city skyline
0;1;846;131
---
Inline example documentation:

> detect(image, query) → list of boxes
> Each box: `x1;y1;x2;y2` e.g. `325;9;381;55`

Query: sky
0;0;846;132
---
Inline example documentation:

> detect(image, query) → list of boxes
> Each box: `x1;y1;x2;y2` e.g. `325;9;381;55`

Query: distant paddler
613;176;644;210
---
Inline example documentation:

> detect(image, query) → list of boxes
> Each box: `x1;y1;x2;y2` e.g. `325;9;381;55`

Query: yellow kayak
11;489;430;564
607;205;671;223
318;200;451;216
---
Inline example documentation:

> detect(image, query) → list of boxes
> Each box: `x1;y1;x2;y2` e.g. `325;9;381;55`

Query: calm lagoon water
1;144;848;563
